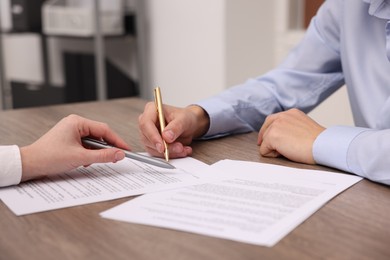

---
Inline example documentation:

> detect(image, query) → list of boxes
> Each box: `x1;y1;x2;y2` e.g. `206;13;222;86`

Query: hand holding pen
139;89;210;159
81;87;175;169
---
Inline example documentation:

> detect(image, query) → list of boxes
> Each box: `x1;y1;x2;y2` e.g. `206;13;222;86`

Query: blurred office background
0;0;353;127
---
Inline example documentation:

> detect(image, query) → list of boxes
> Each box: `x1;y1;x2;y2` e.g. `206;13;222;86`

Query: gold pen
154;87;169;161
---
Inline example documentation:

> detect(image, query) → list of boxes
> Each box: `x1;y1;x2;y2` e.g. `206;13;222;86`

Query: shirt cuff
313;126;368;172
194;99;232;138
195;98;254;139
0;145;22;187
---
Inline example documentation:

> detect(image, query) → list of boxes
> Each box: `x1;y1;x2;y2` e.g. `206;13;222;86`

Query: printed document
101;160;362;247
0;157;214;215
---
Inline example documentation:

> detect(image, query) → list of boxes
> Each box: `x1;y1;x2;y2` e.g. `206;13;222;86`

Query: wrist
20;145;45;182
187;105;210;138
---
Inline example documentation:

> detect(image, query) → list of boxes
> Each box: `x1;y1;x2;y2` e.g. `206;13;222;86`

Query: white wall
225;1;277;87
138;0;225;106
309;87;354;127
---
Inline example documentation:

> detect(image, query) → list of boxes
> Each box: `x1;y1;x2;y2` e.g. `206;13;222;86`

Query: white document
101;160;362;247
0;157;214;216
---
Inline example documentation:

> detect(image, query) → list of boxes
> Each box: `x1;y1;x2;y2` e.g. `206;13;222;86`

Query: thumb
162;128;176;143
162;116;187;143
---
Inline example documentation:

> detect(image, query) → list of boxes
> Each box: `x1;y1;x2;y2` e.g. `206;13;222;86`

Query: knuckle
288;108;302;115
99;149;111;162
100;122;110;132
65;114;80;122
138;113;146;128
145;101;155;110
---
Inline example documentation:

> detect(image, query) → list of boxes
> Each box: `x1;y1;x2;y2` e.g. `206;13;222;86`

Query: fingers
140;118;192;158
260;148;281;158
64;114;130;150
139;102;166;153
168;142;193;158
139;102;192;157
82;148;126;165
257;112;277;145
258;116;282;158
137;102;210;159
257;108;324;164
143;142;193;159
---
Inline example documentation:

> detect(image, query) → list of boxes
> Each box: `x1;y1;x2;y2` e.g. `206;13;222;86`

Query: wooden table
1;98;389;259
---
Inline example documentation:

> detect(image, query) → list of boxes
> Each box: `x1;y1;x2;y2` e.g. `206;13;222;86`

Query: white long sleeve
0;145;22;187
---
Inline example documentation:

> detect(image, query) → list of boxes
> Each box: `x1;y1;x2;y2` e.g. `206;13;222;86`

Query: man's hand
257;108;325;164
139;103;209;158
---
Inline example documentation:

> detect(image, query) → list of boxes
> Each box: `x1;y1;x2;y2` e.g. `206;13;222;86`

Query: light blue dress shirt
196;0;390;185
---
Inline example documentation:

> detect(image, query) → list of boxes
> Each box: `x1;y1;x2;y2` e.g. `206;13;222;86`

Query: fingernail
156;143;163;153
115;151;125;162
165;130;175;142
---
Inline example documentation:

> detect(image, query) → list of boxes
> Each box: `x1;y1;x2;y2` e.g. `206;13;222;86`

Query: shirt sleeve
196;0;345;138
0;145;23;187
313;126;390;185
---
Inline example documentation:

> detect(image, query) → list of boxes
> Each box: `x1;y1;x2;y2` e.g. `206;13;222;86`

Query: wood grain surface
1;98;389;260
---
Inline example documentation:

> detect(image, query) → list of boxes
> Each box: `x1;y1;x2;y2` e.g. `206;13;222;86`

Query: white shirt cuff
0;145;22;187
